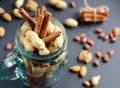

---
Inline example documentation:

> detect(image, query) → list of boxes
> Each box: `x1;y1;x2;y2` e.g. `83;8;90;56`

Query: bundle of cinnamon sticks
19;8;61;44
80;8;109;23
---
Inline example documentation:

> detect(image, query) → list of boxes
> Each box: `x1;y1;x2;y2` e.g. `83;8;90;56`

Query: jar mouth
15;17;68;62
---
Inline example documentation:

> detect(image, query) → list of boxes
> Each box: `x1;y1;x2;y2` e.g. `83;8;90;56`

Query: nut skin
83;81;91;87
96;51;102;58
99;33;105;38
6;43;12;50
73;35;81;42
69;1;76;8
87;39;94;46
111;37;117;42
81;37;87;44
102;54;109;62
103;34;109;41
80;33;86;39
83;43;90;50
109;32;114;39
96;28;103;33
108;50;114;57
93;60;100;67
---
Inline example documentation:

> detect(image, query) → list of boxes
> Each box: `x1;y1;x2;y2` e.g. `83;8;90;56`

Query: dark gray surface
0;0;120;88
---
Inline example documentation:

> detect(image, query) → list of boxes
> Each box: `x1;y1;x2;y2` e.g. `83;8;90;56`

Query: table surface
0;0;120;88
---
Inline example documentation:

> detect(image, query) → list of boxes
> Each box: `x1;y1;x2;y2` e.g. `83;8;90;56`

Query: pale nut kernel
78;50;93;63
13;8;23;18
91;75;101;86
48;0;58;6
113;27;120;37
15;0;24;8
2;12;12;22
0;7;5;14
0;27;5;37
55;1;67;9
79;66;87;77
69;65;81;72
65;18;78;28
25;0;38;11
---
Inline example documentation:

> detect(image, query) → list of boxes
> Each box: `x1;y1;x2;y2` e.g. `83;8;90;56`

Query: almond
0;7;5;14
2;12;12;22
113;27;120;37
69;65;81;72
79;66;87;77
0;27;5;37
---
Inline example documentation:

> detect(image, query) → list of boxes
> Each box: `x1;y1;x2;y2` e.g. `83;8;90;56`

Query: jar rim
15;17;68;62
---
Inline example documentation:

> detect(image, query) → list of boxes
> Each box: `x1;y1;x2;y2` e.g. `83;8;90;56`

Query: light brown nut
95;28;103;33
69;1;76;8
91;75;101;86
73;35;81;42
102;54;109;62
5;43;12;50
95;51;102;58
79;66;87;77
48;0;58;6
93;60;100;67
69;65;81;72
81;37;87;43
83;43;90;50
2;12;12;22
0;27;5;37
15;0;24;8
111;37;117;42
87;39;94;45
83;81;91;87
0;7;5;14
98;33;105;38
25;0;38;11
108;50;114;57
13;8;23;18
55;1;67;9
80;33;86;39
113;27;120;37
65;18;78;28
78;50;93;63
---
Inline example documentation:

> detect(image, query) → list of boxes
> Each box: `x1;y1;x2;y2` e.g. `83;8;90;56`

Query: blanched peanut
25;30;45;49
13;8;23;18
48;0;58;6
47;22;55;35
91;75;101;86
39;47;50;55
15;0;24;8
48;45;59;53
25;0;38;11
55;1;67;9
21;36;35;52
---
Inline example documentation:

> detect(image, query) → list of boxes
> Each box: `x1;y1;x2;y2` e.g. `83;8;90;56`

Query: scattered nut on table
79;66;87;77
2;12;12;22
113;26;120;37
69;65;81;73
64;18;78;28
0;26;5;37
25;0;38;11
55;1;67;9
0;7;5;14
15;0;24;8
13;8;23;18
78;50;93;63
90;75;101;86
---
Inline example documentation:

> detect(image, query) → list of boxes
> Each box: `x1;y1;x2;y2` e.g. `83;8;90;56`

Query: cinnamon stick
80;8;108;16
40;11;52;38
42;31;61;44
19;8;36;29
34;8;44;35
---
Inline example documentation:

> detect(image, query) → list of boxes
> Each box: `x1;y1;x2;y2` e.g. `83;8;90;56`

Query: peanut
69;65;81;72
0;7;5;14
13;8;23;18
91;75;101;86
47;22;55;35
0;27;5;37
5;43;12;50
48;0;58;6
2;12;12;22
25;0;38;11
55;1;67;9
64;18;78;28
25;30;45;49
39;47;50;55
79;66;87;77
78;50;93;63
15;0;24;8
113;27;120;37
